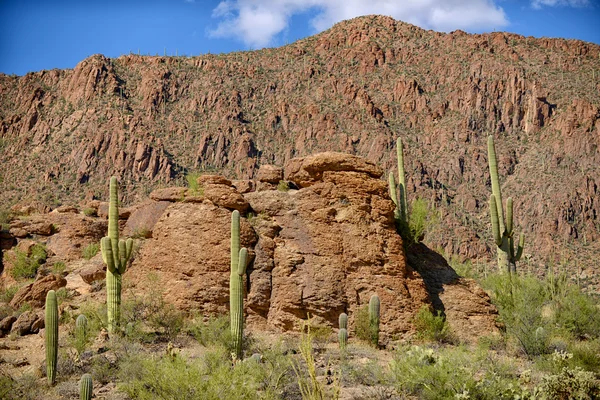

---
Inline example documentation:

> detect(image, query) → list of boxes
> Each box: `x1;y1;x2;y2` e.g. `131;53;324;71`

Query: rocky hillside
1;15;599;286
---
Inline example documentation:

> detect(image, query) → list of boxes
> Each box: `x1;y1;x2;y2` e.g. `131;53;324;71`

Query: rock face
131;153;431;340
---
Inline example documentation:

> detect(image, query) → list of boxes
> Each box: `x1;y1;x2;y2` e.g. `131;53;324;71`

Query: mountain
1;15;598;287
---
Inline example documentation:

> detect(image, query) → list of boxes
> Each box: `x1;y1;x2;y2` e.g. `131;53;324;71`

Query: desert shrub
340;356;387;387
277;180;290;192
11;244;47;279
553;285;600;339
0;284;19;303
540;366;600;399
354;305;371;343
51;261;66;275
398;198;439;246
483;273;552;357
185;171;203;195
121;276;184;342
413;306;450;342
82;243;99;260
119;347;286;400
187;313;234;350
390;345;531;400
0;373;43;400
82;207;96;217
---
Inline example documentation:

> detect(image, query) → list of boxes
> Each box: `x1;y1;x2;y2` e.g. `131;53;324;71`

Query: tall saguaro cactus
369;294;380;347
230;210;248;359
101;177;133;334
487;135;525;274
45;290;58;385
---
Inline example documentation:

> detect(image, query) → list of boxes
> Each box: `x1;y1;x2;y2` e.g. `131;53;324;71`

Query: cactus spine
369;294;380;347
230;210;248;359
487;136;525;274
45;290;58;385
101;177;133;334
80;373;93;400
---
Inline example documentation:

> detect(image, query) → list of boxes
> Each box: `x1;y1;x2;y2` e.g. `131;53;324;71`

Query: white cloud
531;0;590;9
209;0;508;48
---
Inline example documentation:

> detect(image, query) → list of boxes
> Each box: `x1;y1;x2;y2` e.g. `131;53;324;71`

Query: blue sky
1;0;598;76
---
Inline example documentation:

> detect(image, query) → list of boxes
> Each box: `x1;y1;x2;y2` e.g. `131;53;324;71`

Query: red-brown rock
9;274;67;309
256;165;283;184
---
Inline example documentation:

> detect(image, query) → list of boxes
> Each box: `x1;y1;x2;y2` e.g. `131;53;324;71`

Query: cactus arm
125;238;134;260
388;172;398;207
506;197;514;236
238;248;248;276
101;237;116;274
514;233;525;262
45;290;58;385
489;195;502;247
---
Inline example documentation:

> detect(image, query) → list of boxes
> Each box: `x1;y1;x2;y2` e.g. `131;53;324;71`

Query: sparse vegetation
81;243;99;260
413;305;450;343
10;243;47;279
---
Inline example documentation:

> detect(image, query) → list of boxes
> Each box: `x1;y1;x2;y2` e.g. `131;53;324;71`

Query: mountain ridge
1;14;599;287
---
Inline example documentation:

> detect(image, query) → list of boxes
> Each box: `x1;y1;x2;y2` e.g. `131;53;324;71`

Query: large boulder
9;274;67;309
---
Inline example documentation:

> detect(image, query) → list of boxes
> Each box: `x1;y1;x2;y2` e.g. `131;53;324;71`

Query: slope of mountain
1;15;598;287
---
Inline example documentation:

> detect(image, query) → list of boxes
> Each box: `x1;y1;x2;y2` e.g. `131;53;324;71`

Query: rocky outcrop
130;153;431;340
9;274;67;309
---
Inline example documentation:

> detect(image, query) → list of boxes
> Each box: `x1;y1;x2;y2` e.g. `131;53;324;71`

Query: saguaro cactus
389;138;408;224
338;328;348;350
101;177;133;334
80;373;93;400
338;312;348;349
369;294;380;347
230;210;248;359
487;136;525;274
339;312;348;330
45;290;58;385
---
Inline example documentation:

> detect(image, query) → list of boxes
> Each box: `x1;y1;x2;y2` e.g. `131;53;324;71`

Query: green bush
11;244;47;279
185;171;203;195
51;261;66;275
82;243;99;260
82;207;96;217
119;347;287;400
0;284;19;303
540;366;600;399
186;314;233;350
354;305;371;343
390;345;531;399
398;198;439;246
277;180;290;192
414;306;450;342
